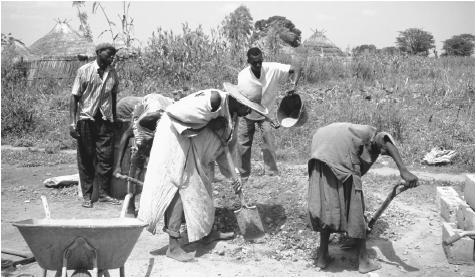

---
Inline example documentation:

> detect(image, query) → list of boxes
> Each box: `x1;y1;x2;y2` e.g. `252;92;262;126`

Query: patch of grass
1;149;76;167
2;35;473;172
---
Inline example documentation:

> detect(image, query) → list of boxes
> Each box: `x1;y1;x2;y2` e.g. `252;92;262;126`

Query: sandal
82;200;93;208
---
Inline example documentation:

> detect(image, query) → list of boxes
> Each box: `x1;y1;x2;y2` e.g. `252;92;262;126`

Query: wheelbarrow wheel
71;269;92;277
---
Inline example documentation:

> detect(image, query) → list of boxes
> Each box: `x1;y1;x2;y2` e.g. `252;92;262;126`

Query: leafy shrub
1;61;36;137
1;29;473;171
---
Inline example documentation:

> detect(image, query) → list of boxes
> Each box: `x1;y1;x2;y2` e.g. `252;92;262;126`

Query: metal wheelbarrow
12;194;147;277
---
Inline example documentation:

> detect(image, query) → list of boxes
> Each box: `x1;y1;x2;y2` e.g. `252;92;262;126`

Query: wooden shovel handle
40;195;51;219
367;181;409;231
213;130;248;208
115;173;144;186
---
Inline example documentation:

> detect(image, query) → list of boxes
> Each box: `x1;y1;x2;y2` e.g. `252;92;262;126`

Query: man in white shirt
236;47;301;180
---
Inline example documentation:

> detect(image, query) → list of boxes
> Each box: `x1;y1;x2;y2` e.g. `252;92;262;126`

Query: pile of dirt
211;165;429;263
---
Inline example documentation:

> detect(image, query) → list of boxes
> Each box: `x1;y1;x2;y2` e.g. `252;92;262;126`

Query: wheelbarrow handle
120;193;133;218
40;195;51;219
1;249;32;258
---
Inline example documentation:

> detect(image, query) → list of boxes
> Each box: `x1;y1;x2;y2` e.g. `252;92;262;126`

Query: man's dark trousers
76;115;114;203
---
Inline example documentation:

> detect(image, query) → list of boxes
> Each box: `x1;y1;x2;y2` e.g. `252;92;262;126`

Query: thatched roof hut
29;19;95;58
300;30;345;57
25;20;95;84
278;30;346;63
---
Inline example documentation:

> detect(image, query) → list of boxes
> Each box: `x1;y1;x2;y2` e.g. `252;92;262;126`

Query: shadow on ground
370;239;419;272
214;204;287;235
313;218;419;274
368;219;419;272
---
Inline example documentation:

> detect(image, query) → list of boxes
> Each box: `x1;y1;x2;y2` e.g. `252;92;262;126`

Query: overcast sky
1;1;474;52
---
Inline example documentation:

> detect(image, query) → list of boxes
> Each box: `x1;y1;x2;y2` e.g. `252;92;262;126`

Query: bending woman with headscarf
138;83;275;262
308;122;418;273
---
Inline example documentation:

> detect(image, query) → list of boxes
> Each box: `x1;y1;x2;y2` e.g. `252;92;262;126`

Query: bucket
276;94;307;128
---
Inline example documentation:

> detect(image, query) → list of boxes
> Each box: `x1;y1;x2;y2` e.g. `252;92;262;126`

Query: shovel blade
234;207;265;241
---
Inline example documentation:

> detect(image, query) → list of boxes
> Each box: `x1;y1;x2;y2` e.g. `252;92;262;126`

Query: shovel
342;181;413;249
214;132;265;241
367;181;411;234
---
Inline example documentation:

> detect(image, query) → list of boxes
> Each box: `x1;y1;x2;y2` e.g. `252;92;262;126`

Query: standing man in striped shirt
69;42;121;208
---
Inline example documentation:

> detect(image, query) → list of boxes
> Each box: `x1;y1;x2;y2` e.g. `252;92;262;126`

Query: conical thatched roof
301;30;344;57
29;20;95;58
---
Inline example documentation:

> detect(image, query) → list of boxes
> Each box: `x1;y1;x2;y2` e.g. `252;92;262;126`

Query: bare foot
358;258;381;273
166;237;195;262
166;246;195;262
316;254;334;269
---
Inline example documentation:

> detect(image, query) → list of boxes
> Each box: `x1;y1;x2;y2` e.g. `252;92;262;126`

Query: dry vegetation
1;25;474;171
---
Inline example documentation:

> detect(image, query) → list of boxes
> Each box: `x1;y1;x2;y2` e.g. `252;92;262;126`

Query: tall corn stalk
92;1;116;42
72;1;93;41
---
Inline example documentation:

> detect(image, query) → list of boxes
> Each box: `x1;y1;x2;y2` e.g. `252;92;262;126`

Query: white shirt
166;89;234;140
238;62;291;120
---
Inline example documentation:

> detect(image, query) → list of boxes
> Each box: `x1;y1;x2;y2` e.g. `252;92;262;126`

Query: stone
436;186;459;211
438;189;467;223
463;206;475;231
464;174;475;210
442;222;474;265
456;202;470;229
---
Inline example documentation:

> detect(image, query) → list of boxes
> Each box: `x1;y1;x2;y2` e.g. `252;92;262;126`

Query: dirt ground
1;156;475;277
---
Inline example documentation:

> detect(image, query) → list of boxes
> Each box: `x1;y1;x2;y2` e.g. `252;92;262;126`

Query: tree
443;34;475;56
72;1;93;41
221;5;253;58
396;28;435;56
352;44;377;56
1;33;17;46
253;16;301;47
380;46;400;56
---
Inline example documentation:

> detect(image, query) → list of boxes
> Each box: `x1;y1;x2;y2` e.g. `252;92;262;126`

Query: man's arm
111;78;119;122
69;95;80;139
113;124;134;177
381;139;419;187
287;64;302;95
69;70;82;139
